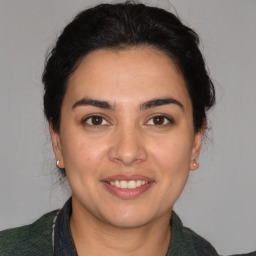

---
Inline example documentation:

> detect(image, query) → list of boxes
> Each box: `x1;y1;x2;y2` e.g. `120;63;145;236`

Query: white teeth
115;180;120;188
109;180;148;189
120;180;128;188
136;180;142;187
128;180;136;189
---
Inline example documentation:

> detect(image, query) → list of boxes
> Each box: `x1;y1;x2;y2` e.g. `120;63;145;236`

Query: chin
99;206;160;229
106;215;150;229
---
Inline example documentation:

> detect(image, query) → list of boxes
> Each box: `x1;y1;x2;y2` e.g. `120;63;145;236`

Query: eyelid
145;114;174;126
82;113;111;126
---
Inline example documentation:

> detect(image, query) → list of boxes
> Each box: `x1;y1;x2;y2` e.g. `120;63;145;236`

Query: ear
190;125;205;171
49;122;64;169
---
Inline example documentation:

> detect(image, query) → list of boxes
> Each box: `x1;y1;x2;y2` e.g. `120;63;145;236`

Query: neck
70;201;172;256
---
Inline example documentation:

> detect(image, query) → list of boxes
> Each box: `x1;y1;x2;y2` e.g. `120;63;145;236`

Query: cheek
60;130;109;176
61;135;110;199
150;134;192;207
150;132;192;172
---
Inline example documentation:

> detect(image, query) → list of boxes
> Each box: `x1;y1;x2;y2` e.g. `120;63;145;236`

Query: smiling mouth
106;180;149;189
102;176;154;199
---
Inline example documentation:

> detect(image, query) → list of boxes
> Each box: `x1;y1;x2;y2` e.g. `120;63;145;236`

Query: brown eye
91;116;103;125
152;116;165;125
146;115;173;126
84;115;108;126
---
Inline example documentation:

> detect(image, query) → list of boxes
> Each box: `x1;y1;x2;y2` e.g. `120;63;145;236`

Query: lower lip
103;182;154;199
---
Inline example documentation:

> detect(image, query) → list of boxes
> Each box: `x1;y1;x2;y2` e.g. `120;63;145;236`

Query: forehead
65;47;191;109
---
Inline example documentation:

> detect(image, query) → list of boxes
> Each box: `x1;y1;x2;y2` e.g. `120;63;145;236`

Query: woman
0;2;255;256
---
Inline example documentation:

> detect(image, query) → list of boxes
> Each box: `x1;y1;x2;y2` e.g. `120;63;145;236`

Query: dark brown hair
43;2;215;133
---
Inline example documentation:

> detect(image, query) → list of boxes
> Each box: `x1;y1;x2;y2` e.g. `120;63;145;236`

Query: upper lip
102;175;154;183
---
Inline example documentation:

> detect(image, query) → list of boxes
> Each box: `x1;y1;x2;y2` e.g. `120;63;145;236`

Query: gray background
0;0;255;255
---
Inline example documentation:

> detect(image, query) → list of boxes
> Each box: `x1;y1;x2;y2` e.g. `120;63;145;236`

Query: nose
108;125;147;166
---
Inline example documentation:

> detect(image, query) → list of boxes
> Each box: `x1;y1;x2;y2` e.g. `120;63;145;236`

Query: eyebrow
72;98;114;110
72;97;184;111
140;98;184;111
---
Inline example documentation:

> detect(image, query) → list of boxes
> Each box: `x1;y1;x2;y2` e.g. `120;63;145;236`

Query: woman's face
51;47;203;228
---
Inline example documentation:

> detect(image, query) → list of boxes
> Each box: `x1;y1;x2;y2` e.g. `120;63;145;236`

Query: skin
50;47;204;256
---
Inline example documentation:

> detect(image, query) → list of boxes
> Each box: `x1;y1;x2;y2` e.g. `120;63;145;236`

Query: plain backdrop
0;0;255;255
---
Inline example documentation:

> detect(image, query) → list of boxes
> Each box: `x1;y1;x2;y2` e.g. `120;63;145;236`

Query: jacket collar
53;198;207;256
53;198;77;256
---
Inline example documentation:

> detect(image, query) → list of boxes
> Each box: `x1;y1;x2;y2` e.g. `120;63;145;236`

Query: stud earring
192;159;199;168
56;160;60;166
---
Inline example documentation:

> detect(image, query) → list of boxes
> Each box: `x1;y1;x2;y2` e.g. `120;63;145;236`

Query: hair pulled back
43;2;215;133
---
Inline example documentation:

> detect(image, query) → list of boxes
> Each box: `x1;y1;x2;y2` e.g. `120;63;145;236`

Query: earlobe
190;158;199;171
49;122;64;168
190;127;205;171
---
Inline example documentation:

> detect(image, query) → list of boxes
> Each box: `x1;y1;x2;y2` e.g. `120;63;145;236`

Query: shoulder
181;225;219;255
0;210;58;256
177;219;256;256
170;213;256;256
169;212;219;256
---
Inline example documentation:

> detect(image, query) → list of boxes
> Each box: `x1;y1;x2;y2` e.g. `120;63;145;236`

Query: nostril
108;149;147;166
108;130;147;165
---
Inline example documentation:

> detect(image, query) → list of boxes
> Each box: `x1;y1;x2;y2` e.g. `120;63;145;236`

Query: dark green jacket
0;199;255;256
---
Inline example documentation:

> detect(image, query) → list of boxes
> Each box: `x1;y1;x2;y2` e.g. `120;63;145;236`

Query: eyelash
82;114;110;127
145;114;174;126
82;114;174;127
